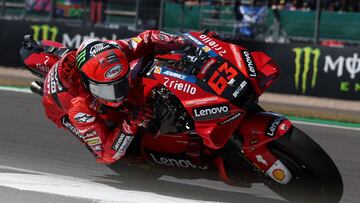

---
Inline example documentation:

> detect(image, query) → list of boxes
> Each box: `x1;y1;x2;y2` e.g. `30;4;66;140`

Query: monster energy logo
31;24;59;41
292;47;321;93
76;49;87;69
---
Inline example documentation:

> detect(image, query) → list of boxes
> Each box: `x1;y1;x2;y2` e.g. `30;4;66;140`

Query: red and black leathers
42;30;188;164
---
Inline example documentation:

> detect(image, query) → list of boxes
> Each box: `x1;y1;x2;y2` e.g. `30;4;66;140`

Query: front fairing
143;61;245;150
140;32;280;150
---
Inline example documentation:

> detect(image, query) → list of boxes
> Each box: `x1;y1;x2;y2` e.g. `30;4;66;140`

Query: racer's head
75;40;130;108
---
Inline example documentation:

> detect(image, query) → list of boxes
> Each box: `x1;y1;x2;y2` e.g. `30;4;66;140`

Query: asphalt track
0;90;359;203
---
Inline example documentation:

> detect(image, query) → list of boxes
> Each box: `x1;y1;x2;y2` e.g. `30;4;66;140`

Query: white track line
0;165;209;203
291;120;360;131
0;86;31;93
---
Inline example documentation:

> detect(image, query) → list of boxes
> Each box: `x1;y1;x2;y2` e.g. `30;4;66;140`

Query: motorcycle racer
41;30;190;164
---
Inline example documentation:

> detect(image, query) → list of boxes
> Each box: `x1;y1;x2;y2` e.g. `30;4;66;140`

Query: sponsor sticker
255;154;268;166
219;112;242;125
199;58;217;78
232;80;248;98
150;153;207;170
265;160;292;184
184;96;218;107
154;66;162;74
93;145;102;151
84;131;97;138
74;113;95;123
112;134;126;151
76;49;87;68
105;65;122;79
156;67;196;83
265;117;285;137
90;43;111;56
106;53;119;64
273;169;286;181
199;34;227;56
241;50;257;78
184;33;204;46
62;117;82;139
162;70;188;80
279;123;288;131
112;134;134;159
193;104;230;120
230;44;242;69
202;46;211;52
85;137;101;146
164;77;197;95
250;130;260;145
131;37;142;43
36;55;50;74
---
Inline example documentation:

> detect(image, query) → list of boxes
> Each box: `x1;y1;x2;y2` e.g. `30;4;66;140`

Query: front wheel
265;127;343;203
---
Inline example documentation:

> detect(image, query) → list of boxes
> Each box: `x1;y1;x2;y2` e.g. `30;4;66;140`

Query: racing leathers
42;30;188;164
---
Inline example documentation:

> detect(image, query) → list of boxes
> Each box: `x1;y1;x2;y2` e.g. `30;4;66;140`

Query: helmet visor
88;78;129;102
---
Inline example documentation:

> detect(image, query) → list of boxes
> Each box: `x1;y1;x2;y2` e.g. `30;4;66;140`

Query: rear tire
265;127;343;203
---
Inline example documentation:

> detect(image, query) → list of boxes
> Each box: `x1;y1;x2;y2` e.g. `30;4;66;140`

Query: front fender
236;111;293;184
238;111;292;148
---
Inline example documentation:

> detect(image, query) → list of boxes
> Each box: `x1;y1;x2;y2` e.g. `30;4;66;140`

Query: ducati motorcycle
20;32;343;203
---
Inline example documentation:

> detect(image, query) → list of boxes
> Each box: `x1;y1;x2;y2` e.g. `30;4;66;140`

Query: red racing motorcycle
20;32;343;203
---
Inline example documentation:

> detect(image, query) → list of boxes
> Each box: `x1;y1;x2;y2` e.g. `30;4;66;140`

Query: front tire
265;127;343;203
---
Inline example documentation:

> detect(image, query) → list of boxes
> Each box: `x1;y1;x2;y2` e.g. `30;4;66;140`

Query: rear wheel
265;127;343;203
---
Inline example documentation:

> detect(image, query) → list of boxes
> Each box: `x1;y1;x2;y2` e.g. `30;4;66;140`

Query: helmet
75;40;130;107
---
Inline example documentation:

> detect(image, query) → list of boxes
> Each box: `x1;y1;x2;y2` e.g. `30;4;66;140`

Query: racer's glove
128;105;153;129
200;29;220;39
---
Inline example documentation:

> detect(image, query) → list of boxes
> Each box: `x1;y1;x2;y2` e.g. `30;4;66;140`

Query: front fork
237;112;293;184
242;140;292;184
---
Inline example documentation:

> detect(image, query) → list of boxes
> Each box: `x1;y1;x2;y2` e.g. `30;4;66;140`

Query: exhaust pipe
30;81;44;96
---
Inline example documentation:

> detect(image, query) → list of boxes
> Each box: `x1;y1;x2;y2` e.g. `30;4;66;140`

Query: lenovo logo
193;104;230;120
266;117;285;137
241;50;257;78
150;153;207;170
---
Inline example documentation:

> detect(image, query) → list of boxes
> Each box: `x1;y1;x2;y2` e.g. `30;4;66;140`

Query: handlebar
22;35;43;53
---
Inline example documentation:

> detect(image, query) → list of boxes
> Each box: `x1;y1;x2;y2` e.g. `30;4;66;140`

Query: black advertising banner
0;19;138;67
0;19;359;100
239;41;360;101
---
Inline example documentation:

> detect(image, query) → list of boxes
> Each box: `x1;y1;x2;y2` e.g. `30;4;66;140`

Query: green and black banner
239;41;360;100
0;19;137;67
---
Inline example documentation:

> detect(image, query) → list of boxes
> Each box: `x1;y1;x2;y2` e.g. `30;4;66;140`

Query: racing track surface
0;90;359;203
